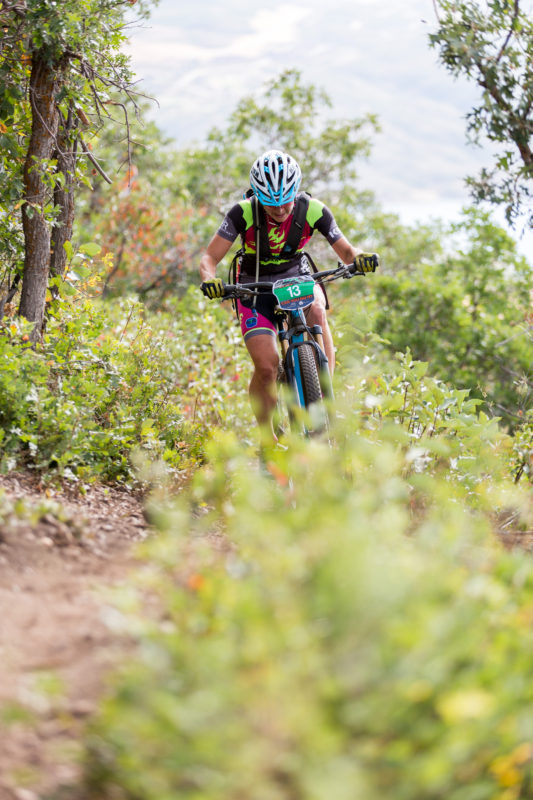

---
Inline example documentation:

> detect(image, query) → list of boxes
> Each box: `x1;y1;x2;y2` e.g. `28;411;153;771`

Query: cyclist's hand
351;253;379;274
200;277;225;299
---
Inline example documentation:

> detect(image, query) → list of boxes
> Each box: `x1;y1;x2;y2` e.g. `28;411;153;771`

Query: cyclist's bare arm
199;234;234;281
331;236;364;264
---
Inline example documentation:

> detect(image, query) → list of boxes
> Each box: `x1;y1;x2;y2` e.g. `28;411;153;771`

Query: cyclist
199;149;377;441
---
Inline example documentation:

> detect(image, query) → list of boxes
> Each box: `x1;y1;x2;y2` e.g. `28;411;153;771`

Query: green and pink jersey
216;194;343;271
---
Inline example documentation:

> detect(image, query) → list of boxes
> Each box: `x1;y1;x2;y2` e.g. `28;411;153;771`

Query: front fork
277;310;333;407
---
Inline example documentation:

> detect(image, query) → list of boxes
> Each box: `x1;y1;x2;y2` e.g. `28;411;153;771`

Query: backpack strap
227;250;242;318
281;191;310;258
249;194;266;306
250;194;272;261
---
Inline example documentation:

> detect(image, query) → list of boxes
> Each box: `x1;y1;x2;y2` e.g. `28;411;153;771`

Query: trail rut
0;472;149;800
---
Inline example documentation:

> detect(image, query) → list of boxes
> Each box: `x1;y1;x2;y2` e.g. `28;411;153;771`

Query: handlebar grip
358;253;379;272
367;254;379;271
222;282;273;297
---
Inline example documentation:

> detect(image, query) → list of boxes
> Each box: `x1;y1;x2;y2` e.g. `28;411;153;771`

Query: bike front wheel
298;342;322;406
297;342;331;437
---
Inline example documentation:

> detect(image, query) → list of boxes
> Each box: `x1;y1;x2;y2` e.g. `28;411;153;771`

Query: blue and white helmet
249;150;302;206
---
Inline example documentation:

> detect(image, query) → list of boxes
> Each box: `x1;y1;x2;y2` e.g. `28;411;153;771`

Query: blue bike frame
276;308;332;408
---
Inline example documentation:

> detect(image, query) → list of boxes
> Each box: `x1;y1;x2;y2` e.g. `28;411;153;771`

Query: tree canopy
430;0;533;228
0;0;153;337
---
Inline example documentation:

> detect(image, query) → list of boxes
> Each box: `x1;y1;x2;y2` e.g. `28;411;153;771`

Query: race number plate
272;276;315;311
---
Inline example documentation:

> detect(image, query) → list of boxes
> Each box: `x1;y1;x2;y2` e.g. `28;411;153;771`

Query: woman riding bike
199;149;377;443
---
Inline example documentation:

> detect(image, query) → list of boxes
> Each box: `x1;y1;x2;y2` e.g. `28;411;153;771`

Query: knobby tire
298;343;322;407
276;344;330;440
299;342;332;440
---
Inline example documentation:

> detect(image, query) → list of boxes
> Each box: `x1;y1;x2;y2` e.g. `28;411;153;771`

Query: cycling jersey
216;194;343;273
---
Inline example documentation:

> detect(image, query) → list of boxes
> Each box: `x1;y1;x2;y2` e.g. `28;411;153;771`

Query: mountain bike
221;258;377;438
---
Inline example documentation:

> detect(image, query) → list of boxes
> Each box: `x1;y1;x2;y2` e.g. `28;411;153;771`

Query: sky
124;0;532;259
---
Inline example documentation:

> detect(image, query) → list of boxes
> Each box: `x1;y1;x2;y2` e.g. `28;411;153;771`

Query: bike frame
276;308;331;409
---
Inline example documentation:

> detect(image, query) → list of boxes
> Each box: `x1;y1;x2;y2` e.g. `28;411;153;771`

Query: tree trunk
18;51;61;340
50;109;77;279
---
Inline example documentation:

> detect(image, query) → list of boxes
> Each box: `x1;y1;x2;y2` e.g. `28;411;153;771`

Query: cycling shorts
236;257;325;342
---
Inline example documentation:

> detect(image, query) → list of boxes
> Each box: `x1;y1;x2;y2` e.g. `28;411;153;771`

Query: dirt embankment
0;472;149;800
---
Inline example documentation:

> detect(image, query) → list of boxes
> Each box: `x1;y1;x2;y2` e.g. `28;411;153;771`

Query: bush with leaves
510;410;533;485
0;257;252;483
340;209;533;426
81;338;533;800
72;98;203;301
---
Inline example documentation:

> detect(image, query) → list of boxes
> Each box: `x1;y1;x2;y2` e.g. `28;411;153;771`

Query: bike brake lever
336;261;357;278
339;265;358;279
338;262;366;279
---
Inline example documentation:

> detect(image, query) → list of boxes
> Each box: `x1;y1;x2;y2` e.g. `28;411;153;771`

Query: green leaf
61;282;77;297
141;418;156;436
63;240;74;260
79;242;101;257
71;265;91;279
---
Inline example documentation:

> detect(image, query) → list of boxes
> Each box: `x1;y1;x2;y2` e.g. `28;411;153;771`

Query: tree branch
78;135;113;184
0;274;21;319
495;0;520;64
105;100;132;181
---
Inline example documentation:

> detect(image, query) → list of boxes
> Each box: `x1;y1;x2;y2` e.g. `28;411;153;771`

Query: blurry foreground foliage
82;328;533;799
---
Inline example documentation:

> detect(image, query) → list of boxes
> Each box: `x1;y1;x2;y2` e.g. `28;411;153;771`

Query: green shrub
0;286;251;484
334;209;533;428
510;411;533;485
82;351;533;800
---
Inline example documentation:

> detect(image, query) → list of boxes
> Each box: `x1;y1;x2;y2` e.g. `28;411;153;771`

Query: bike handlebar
221;262;367;299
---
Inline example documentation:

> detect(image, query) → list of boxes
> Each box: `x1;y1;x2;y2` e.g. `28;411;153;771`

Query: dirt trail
0;472;149;800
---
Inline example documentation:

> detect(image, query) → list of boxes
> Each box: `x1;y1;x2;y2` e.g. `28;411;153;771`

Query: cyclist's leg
245;333;279;439
305;285;335;374
237;296;279;440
